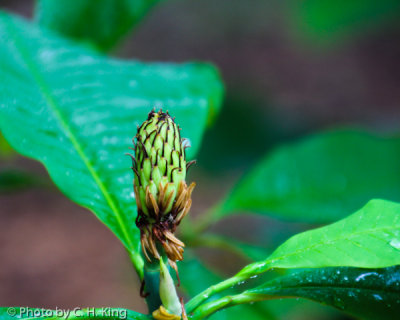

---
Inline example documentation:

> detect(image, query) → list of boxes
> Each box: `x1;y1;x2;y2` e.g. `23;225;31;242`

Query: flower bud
159;259;182;316
130;109;195;264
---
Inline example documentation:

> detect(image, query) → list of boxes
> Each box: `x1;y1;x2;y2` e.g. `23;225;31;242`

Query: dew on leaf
389;238;400;250
373;294;383;301
355;272;379;282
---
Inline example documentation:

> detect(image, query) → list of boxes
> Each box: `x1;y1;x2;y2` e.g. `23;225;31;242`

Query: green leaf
219;130;400;224
249;266;400;320
288;0;400;45
187;199;400;313
0;307;150;320
0;12;223;275
242;199;400;273
35;0;162;51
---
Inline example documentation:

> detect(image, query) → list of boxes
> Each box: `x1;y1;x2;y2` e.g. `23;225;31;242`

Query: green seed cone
130;109;195;263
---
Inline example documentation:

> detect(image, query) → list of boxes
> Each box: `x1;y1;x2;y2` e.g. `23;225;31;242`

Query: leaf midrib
5;16;136;252
256;281;400;295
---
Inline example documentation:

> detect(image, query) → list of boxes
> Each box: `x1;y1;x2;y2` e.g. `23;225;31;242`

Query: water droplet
355;272;379;282
390;239;400;250
373;294;383;301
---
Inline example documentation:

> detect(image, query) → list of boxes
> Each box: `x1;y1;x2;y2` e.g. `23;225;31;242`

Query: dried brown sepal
135;180;195;264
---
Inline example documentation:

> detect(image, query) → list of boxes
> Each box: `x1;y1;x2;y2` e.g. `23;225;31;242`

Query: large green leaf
35;0;162;51
0;307;150;320
249;266;400;320
0;12;223;274
241;199;400;274
218;130;400;224
187;199;400;313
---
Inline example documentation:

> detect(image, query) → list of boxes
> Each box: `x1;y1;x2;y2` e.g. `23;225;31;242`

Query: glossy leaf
249;266;400;320
0;307;150;320
35;0;162;51
0;12;223;273
240;199;400;274
219;130;400;223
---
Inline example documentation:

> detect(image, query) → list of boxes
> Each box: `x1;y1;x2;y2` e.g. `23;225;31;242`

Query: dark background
1;0;400;318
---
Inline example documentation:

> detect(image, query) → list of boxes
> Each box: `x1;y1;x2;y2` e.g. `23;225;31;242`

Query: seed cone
130;109;195;265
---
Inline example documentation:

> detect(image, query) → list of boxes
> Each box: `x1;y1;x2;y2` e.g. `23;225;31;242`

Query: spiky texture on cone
130;110;195;266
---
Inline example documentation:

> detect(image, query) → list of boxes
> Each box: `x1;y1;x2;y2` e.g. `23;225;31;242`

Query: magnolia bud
130;109;195;264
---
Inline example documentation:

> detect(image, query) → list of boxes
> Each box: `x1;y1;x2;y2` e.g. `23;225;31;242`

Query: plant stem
129;250;145;280
185;260;268;314
189;292;271;320
143;258;163;313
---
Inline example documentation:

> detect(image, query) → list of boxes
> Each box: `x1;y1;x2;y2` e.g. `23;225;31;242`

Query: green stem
143;258;163;313
129;250;145;281
186;260;268;314
189;292;272;320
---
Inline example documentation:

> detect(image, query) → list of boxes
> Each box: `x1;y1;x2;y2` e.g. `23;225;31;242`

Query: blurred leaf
0;132;14;158
288;0;400;44
185;233;270;262
218;130;400;223
0;169;49;192
239;199;400;274
197;92;278;172
35;0;163;51
249;266;400;320
179;253;277;320
227;240;270;262
0;12;223;274
0;307;150;320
